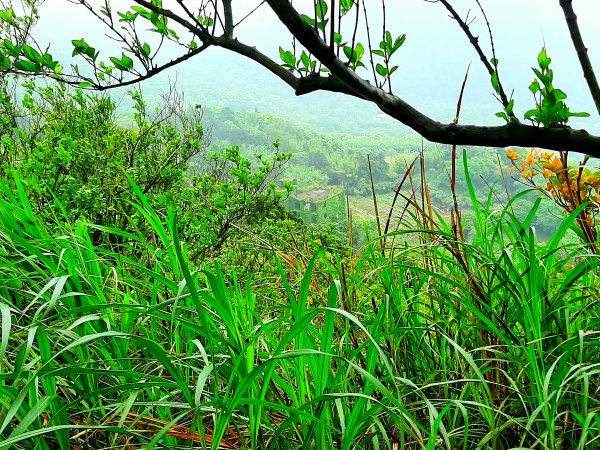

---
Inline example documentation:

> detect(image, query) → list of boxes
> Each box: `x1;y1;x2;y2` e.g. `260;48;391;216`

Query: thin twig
367;154;383;255
361;2;379;87
434;0;512;111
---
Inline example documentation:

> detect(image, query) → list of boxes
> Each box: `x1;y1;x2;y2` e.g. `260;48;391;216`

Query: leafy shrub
0;80;296;262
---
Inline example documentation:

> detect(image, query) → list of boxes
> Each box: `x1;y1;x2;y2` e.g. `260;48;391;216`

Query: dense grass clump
1;153;599;449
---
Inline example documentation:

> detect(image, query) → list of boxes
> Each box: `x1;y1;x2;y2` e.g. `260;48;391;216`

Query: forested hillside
198;106;567;241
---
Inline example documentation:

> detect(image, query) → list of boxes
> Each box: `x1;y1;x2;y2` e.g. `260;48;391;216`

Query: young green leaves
0;40;60;74
279;47;321;74
109;53;134;72
301;0;329;30
72;38;98;61
524;47;590;127
343;42;365;71
277;0;405;87
372;31;405;79
279;47;296;70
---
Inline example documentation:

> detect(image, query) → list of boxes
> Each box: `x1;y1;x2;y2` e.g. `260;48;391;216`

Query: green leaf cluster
278;47;324;74
71;38;98;61
0;39;59;73
109;53;134;72
372;31;405;78
524;48;590;127
342;42;365;71
301;0;329;31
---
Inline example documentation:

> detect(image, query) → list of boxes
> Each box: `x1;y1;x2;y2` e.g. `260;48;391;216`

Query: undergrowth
1;147;599;449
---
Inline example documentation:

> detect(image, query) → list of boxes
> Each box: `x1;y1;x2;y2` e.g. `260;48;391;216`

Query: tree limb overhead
2;0;600;157
559;0;600;117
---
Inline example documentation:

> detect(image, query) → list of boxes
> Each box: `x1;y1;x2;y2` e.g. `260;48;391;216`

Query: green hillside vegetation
202;105;567;241
2;0;599;447
1;79;599;450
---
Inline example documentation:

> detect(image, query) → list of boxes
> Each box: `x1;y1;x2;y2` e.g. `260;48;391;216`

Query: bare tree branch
213;35;299;90
6;0;600;156
435;0;512;112
222;0;234;36
559;0;600;117
265;0;600;156
93;44;210;91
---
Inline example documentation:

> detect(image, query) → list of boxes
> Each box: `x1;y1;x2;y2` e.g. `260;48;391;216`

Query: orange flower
531;148;543;158
520;170;532;178
524;153;535;165
540;156;563;172
542;169;554;177
508;167;515;174
506;148;520;160
558;182;569;195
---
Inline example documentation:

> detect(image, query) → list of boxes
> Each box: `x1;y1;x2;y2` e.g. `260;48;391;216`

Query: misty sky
32;0;600;134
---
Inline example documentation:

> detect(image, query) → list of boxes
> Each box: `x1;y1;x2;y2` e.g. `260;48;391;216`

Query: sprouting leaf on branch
340;0;354;14
13;59;39;72
529;79;540;95
315;0;328;20
110;54;134;72
386;32;406;57
131;5;171;36
0;38;60;74
301;14;328;30
524;47;589;127
370;32;405;88
491;71;500;95
131;6;152;20
279;47;296;69
72;38;98;61
141;42;151;58
22;44;41;64
375;63;387;77
298;50;314;73
0;7;15;23
372;32;406;60
496;99;515;123
2;39;20;58
99;5;111;17
538;47;551;70
117;11;137;22
343;43;365;70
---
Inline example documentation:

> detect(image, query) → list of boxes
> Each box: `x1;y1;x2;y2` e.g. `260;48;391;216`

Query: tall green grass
1;156;599;449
